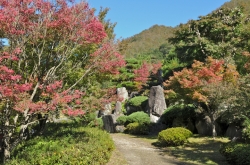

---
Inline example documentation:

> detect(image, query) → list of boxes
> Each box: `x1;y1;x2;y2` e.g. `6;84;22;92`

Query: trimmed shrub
220;142;250;165
177;127;193;138
160;104;196;127
127;96;148;107
121;102;127;114
126;111;150;125
116;115;127;125
125;122;149;135
158;127;193;146
7;122;114;165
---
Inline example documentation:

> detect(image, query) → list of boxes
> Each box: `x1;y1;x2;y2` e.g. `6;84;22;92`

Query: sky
87;0;230;39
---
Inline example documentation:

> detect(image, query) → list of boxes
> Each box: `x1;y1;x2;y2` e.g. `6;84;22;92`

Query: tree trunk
205;104;217;138
3;136;11;163
2;100;11;163
38;114;48;134
210;114;217;138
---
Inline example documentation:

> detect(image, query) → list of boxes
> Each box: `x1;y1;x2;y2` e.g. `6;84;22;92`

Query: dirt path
107;133;187;165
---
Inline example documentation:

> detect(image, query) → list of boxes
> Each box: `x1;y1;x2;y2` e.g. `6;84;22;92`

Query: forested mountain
119;0;250;59
119;25;174;58
222;0;250;14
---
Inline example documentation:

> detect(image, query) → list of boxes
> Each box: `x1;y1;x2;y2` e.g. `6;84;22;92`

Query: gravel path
108;133;187;165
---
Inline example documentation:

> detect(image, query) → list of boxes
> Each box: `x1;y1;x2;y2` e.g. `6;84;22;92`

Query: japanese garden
0;0;250;164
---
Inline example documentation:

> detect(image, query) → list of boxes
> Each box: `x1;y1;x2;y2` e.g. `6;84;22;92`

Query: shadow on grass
153;136;230;165
131;133;230;165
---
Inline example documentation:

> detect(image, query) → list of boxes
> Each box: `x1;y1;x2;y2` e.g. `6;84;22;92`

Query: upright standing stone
102;115;116;133
117;87;128;102
114;101;122;115
147;85;167;117
225;123;243;140
195;115;222;136
103;103;112;115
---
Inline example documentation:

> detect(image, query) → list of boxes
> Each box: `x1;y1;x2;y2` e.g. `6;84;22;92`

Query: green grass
6;122;114;165
167;136;230;165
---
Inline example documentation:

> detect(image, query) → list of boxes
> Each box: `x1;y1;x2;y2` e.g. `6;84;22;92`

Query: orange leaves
192;91;208;103
223;64;239;85
164;56;239;103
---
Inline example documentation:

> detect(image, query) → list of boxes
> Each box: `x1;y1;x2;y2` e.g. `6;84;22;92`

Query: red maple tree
0;0;125;162
134;61;162;90
164;56;239;137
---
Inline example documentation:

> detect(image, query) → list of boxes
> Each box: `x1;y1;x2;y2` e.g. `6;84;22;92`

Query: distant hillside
119;25;174;58
119;0;250;59
221;0;250;14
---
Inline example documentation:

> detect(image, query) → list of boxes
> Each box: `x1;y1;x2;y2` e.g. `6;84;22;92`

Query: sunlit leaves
164;57;239;103
169;6;249;68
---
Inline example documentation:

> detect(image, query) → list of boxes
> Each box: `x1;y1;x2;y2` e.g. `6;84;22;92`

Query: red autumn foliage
0;0;125;115
0;0;125;161
0;55;32;101
0;0;106;44
133;61;162;90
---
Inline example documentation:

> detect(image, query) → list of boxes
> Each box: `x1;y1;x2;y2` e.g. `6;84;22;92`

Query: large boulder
102;115;116;133
225;123;243;141
147;86;166;117
98;103;112;118
102;102;123;133
195;115;222;136
126;105;139;115
104;103;112;115
115;125;126;133
114;101;122;115
149;123;167;135
186;119;195;133
150;114;160;123
117;87;128;102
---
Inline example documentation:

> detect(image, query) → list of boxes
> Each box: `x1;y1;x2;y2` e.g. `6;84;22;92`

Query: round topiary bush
126;111;150;126
116;115;127;125
160;104;196;127
158;127;193;146
176;127;193;138
127;96;148;107
125;122;149;135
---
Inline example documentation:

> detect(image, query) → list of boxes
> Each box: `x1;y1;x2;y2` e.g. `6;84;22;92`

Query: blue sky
87;0;230;39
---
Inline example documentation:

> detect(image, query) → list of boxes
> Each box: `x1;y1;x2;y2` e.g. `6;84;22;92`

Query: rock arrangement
146;85;166;123
100;86;242;139
117;87;129;102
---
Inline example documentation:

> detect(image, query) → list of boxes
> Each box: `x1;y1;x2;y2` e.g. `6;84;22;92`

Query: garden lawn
144;134;230;165
167;136;230;165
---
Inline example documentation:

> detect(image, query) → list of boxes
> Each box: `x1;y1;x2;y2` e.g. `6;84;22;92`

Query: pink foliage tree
134;61;162;90
0;0;124;162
